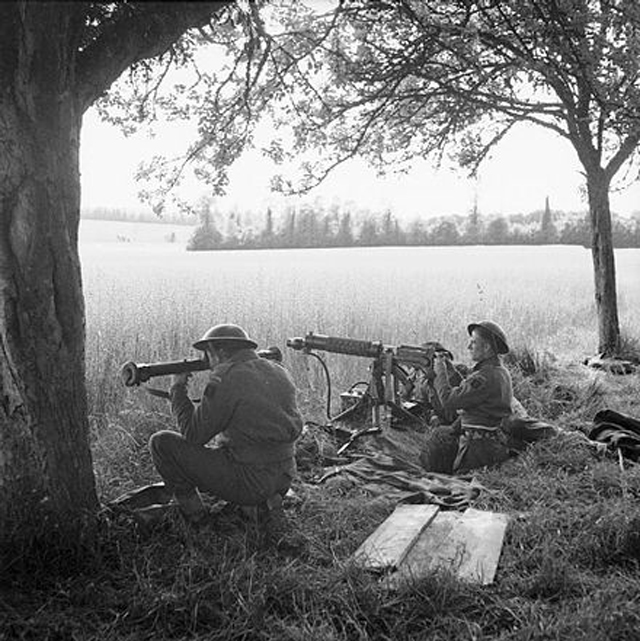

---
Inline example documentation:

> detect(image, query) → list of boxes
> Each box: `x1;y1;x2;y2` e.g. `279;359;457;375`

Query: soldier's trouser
454;432;510;473
149;430;295;508
419;424;510;474
419;425;460;474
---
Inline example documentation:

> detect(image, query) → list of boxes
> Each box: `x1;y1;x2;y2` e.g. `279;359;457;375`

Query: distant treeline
81;203;640;249
186;201;640;251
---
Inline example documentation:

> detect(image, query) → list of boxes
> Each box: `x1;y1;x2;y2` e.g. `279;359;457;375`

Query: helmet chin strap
477;329;498;358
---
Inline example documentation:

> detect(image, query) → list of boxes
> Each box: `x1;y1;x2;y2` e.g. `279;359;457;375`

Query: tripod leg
381;350;394;430
372;401;380;429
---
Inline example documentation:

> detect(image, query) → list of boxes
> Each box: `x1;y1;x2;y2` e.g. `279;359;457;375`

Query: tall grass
81;243;640;421
7;241;633;640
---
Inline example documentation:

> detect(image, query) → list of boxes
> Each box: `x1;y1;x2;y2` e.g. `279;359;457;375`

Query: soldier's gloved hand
171;372;192;387
433;352;448;376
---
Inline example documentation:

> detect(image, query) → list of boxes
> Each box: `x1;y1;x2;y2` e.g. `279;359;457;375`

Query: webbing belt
461;423;502;441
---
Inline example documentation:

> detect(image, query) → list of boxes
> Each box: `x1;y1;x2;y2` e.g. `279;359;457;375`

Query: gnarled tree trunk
0;1;234;552
0;7;98;549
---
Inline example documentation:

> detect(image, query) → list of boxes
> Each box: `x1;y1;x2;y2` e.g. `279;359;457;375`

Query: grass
5;430;640;640
3;242;640;640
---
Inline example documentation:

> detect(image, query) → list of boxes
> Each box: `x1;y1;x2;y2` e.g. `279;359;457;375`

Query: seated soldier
149;323;303;527
419;320;513;474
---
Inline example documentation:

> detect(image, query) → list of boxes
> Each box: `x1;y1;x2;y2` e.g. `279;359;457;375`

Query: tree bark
586;168;620;355
0;5;97;549
0;1;235;552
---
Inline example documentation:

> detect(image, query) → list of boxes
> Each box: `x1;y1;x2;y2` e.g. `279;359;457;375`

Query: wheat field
79;227;640;418
7;223;638;641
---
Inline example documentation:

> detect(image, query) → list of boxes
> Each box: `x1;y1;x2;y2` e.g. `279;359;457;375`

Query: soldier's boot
259;493;288;543
240;493;285;524
109;482;173;513
175;490;208;526
239;505;259;524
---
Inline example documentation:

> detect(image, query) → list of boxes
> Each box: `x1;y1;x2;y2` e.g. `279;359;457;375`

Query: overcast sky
80;107;640;220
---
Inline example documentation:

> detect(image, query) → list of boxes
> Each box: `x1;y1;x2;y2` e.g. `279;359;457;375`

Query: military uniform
420;355;513;474
150;347;303;508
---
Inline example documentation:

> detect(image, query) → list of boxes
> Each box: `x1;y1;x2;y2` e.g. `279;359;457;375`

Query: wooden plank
389;508;509;586
352;504;440;571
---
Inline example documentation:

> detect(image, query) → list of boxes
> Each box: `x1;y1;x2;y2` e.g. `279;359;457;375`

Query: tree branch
76;1;234;112
605;129;640;181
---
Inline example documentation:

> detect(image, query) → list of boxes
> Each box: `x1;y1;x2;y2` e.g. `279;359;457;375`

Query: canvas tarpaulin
317;429;483;508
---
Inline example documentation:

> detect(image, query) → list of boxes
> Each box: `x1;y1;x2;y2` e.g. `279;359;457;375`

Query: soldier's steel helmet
467;320;509;354
193;324;258;351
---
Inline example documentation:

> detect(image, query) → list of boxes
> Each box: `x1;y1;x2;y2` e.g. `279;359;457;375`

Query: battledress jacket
170;349;303;466
434;355;513;428
427;355;514;473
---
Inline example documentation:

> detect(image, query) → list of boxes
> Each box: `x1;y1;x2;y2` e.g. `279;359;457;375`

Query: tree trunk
586;168;620;355
0;2;237;554
0;7;97;551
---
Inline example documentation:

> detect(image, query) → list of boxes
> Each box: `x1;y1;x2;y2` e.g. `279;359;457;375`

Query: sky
80;107;640;221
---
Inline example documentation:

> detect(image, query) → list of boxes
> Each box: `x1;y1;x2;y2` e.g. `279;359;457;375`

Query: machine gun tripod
287;332;452;435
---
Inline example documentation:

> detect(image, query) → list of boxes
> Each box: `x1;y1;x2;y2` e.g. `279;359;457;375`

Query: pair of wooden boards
352;504;509;586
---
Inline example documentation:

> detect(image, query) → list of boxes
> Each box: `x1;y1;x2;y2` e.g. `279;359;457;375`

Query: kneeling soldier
149;323;303;528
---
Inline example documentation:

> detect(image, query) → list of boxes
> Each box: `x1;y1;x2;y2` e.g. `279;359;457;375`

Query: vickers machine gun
286;332;452;440
121;346;283;387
